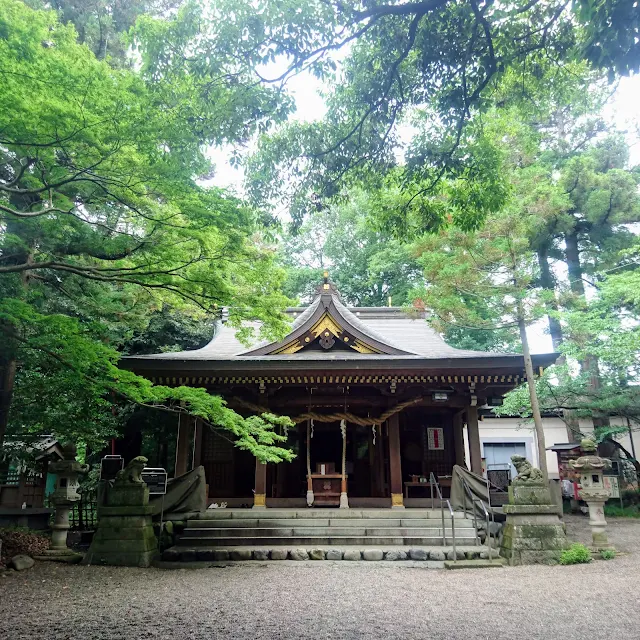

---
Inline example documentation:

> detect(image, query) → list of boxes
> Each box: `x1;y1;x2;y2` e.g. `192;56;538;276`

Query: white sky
209;72;640;354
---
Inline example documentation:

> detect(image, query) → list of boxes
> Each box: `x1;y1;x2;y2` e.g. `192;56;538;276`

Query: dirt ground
1;514;639;640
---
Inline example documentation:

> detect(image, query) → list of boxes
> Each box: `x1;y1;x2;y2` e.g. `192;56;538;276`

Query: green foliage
280;190;423;306
621;489;640;507
600;548;616;560
575;0;640;78
559;543;593;565
604;504;640;519
1;299;294;462
125;306;214;356
239;0;638;229
26;0;180;64
0;0;294;461
413;206;545;337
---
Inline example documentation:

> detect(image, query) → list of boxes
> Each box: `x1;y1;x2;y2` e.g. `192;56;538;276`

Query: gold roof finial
323;270;330;290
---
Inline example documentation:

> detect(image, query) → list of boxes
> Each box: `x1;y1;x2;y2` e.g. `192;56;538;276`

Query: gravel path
2;516;639;640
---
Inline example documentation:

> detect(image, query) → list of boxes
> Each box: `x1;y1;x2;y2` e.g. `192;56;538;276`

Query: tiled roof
127;305;520;362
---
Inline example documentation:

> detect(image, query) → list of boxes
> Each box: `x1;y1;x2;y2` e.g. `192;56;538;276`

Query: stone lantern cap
48;442;89;504
570;438;611;473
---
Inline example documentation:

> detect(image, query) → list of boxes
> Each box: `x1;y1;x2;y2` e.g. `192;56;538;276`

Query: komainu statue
511;455;544;484
114;456;148;485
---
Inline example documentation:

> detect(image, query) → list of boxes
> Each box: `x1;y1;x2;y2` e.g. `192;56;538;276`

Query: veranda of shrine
125;278;556;509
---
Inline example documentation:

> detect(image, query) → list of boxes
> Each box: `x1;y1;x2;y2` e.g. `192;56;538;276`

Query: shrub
621;488;640;507
604;504;640;518
0;527;50;566
559;543;592;565
600;549;616;560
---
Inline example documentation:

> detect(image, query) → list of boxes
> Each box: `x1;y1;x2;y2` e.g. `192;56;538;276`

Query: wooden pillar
388;414;404;509
175;415;192;477
193;418;203;470
466;405;483;475
339;420;349;508
253;397;268;509
253;459;267;509
452;411;466;468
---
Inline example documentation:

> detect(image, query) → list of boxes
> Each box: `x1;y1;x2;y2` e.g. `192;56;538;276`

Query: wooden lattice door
202;429;235;497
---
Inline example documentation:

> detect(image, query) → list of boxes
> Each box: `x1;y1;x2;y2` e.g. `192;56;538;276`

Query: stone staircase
162;509;487;562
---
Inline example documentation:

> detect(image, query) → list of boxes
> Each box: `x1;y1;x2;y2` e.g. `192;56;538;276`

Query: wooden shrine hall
124;278;556;509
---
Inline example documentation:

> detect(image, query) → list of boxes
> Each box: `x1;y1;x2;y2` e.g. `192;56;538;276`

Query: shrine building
124;278;557;509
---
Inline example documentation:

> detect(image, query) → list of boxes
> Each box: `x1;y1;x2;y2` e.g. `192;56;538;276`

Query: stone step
162;544;493;563
444;558;506;569
176;535;478;546
197;509;466;520
187;518;475;529
181;527;471;538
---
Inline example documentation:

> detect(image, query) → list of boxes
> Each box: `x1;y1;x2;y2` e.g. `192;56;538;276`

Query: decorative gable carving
243;289;411;357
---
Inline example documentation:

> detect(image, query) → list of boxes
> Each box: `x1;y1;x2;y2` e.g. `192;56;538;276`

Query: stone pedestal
84;482;157;567
570;439;612;550
40;442;88;563
509;483;553;506
583;497;612;549
500;484;568;565
49;504;72;551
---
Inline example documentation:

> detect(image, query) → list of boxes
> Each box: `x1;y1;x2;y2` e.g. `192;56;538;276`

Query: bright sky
209;71;640;354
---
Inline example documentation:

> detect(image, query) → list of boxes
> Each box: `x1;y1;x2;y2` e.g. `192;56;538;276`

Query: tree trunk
537;245;580;441
517;304;549;480
565;229;610;431
564;229;586;297
0;357;17;450
536;245;564;351
604;437;640;485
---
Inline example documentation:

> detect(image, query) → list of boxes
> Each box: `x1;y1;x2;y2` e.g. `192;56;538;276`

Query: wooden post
253;397;269;509
174;415;192;477
388;413;404;509
466;405;483;475
193;418;203;470
306;419;314;507
452;411;466;468
339;420;349;508
253;458;267;509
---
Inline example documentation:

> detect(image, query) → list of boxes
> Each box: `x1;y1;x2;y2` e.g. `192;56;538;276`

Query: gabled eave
243;290;413;356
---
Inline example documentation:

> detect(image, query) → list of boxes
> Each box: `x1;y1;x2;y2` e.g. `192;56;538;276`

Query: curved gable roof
125;289;538;363
242;289;411;356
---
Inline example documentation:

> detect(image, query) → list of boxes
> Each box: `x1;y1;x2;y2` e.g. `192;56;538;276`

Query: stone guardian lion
511;454;544;484
114;456;148;485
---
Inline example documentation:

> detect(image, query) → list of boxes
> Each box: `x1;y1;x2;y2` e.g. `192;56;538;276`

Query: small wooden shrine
124;277;557;509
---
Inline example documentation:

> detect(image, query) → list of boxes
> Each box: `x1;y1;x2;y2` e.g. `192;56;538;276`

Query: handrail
429;472;457;562
473;497;494;563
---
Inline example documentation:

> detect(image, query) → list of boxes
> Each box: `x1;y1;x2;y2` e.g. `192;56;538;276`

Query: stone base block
36;550;83;564
84;510;157;567
85;550;157;567
509;484;552;505
107;484;149;507
500;506;568;565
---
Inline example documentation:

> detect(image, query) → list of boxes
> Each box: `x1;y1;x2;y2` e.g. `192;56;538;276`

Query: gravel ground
1;515;639;640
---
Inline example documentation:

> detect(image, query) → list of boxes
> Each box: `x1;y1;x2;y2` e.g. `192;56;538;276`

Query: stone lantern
570;437;612;549
44;442;89;561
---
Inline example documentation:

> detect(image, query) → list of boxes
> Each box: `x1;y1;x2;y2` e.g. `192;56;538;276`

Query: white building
471;415;637;479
